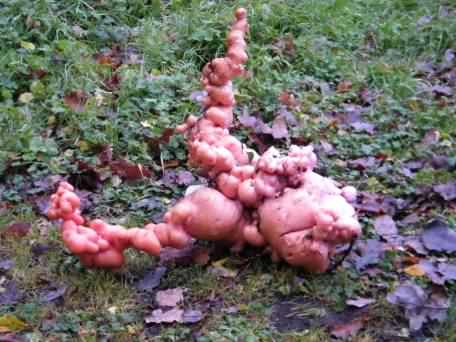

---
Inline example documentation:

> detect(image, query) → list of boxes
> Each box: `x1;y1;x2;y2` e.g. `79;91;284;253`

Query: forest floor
1;0;456;341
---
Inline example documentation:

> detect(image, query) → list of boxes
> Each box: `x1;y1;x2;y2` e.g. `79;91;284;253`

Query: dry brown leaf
404;264;426;277
64;90;88;113
336;80;353;93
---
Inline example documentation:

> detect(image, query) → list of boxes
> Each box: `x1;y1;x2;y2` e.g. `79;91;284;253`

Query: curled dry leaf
64;90;88;113
110;159;152;180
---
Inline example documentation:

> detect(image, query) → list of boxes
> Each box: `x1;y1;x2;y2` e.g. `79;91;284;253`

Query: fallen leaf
0;282;23;305
401;213;421;225
18;92;34;104
189;90;207;104
156;288;185;307
136;266;167;291
277;106;298;126
330;318;364;338
270;35;296;58
444;49;455;64
0;259;14;272
171;171;193;186
352;239;385;271
20;41;35;50
192;247;210;266
404;237;428;255
130;197;160;211
110;159;152;180
145;308;184;324
98;145;113;165
419;260;456;285
420;129;440;145
319;140;335;155
430;154;450;170
431;85;453;97
64;90;88;113
421;220;456;253
271;116;289;140
72;25;87;37
278;91;300;109
29;68;48;80
346;298;375;308
238;109;272;135
182;309;204;324
159;245;196;265
0;332;23;342
373;215;398;240
3;222;31;238
348;157;378;170
103;73;122;91
145;308;202;325
210;258;238;278
95;46;122;68
415;61;434;75
416;15;433;27
404;264;426;277
387;282;449;331
31;243;51;258
40;285;67;303
350;121;375;134
336;80;353;93
433;182;456;201
0;315;27;333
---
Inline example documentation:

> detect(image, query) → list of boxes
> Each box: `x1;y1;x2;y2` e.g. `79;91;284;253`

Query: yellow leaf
20;41;35;50
78;140;90;152
18;92;34;104
0;314;27;332
48;115;56;125
141;120;151;128
404;264;425;277
210;258;238;278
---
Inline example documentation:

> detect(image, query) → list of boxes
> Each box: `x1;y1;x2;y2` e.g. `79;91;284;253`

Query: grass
1;0;456;340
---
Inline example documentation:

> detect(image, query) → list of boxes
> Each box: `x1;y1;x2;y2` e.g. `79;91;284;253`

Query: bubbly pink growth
48;8;362;273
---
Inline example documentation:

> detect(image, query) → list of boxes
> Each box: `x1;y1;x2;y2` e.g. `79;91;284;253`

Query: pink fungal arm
48;8;362;273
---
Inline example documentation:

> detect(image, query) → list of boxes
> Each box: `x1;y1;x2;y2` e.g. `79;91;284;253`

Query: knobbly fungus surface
1;0;456;340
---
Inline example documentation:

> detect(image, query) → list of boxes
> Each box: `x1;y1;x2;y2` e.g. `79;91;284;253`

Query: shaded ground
1;0;455;340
